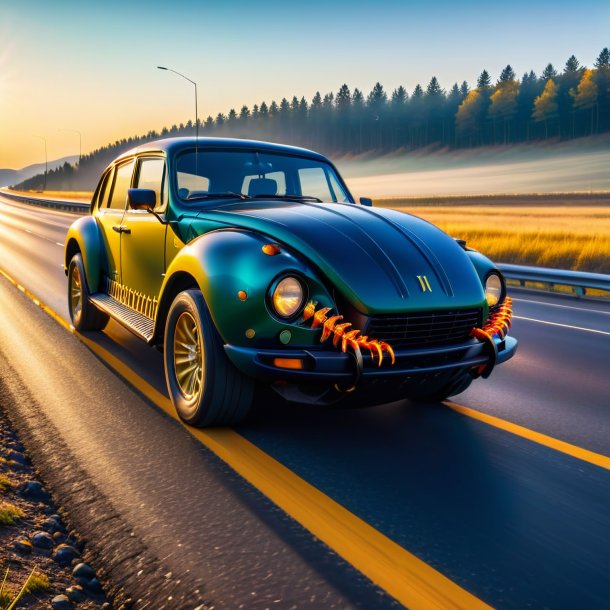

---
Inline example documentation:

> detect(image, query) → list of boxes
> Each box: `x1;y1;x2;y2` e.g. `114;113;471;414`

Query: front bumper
225;334;517;384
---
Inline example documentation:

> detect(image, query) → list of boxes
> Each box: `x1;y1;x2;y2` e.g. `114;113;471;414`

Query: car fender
465;249;506;319
64;216;105;293
157;229;333;347
465;249;501;283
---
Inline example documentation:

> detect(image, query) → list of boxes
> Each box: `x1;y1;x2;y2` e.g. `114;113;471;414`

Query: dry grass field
6;189;610;274
378;195;610;274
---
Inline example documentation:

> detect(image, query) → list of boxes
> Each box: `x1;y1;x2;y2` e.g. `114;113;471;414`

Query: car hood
188;201;486;314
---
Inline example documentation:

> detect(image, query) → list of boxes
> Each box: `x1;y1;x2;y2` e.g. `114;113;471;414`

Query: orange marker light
262;243;281;256
238;290;247;301
273;358;304;370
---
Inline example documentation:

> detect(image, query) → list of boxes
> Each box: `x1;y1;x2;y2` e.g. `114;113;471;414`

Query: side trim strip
90;292;154;342
106;277;158;320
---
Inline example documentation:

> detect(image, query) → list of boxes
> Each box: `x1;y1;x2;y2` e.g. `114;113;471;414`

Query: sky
1;0;609;169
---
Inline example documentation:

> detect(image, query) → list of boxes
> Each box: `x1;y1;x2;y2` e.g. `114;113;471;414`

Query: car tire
164;289;254;427
410;373;473;403
68;253;109;331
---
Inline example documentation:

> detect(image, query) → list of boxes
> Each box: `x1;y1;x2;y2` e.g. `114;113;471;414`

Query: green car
65;137;516;426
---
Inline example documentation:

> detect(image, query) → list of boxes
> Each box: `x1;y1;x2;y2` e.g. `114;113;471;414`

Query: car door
95;158;134;290
119;155;168;317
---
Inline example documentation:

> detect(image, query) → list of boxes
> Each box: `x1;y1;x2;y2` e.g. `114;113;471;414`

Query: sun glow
0;45;14;101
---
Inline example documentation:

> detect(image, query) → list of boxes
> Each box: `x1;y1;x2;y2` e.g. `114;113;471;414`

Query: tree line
15;47;610;191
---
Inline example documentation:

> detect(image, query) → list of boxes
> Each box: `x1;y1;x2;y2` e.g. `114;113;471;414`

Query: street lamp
58;128;82;164
32;135;47;191
157;66;198;140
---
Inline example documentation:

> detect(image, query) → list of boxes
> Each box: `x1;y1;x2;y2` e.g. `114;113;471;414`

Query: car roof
114;137;329;163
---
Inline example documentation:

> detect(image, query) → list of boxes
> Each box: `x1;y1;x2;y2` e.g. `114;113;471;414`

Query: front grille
365;308;482;349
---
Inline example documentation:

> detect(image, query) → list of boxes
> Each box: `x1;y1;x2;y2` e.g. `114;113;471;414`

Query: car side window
327;170;350;203
108;160;135;210
298;167;334;201
296;167;350;203
95;169;113;210
135;157;167;211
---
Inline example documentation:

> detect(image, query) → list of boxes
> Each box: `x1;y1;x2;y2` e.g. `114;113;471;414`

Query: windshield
175;149;352;204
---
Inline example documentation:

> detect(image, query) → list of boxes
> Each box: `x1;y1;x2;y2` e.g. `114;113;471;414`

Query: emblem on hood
416;275;432;292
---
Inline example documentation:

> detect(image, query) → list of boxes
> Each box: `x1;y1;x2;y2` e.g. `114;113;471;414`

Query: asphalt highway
0;194;608;610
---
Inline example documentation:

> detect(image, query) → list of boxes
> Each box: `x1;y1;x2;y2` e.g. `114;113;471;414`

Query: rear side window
108;160;135;210
136;157;167;211
95;170;113;209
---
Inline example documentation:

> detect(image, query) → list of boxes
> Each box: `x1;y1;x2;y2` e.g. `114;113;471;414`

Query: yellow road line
446;401;610;471
71;333;495;610
0;266;492;610
0;268;73;332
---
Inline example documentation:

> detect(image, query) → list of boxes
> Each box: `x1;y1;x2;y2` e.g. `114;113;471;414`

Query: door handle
112;225;131;234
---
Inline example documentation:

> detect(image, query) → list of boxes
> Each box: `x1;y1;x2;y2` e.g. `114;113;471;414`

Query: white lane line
0;198;76;226
31;230;60;246
29;231;61;246
0;215;65;247
0;211;60;234
0;210;71;230
514;315;610;336
513;297;610;315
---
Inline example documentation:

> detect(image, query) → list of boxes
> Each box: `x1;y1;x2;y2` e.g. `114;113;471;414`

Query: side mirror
359;197;373;207
128;188;156;210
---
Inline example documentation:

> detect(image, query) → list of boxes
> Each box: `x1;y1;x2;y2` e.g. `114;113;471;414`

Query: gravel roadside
0;404;112;610
0;407;111;610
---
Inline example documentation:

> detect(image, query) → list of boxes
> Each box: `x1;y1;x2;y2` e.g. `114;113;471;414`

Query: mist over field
7;134;610;200
338;137;610;199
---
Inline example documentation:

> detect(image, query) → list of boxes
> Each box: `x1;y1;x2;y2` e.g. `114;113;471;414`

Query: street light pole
33;135;47;191
58;128;82;164
158;65;199;177
157;66;198;140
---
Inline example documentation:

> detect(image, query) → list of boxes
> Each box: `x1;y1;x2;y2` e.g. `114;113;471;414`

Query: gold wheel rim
70;264;83;323
173;311;204;401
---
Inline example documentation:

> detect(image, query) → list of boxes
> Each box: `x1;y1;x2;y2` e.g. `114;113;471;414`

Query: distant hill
0;155;79;187
0;170;20;187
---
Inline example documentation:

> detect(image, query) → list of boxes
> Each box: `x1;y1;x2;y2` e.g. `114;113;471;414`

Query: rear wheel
164;289;254;427
68;253;109;331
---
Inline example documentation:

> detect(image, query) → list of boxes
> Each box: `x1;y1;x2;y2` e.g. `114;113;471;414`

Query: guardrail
0;190;89;213
2;189;609;297
498;263;610;297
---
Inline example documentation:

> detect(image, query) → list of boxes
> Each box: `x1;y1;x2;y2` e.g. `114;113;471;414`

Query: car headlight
272;276;305;318
485;272;505;308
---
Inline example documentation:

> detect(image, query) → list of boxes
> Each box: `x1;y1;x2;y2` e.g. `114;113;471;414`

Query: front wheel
164;289;254;427
68;253;109;331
